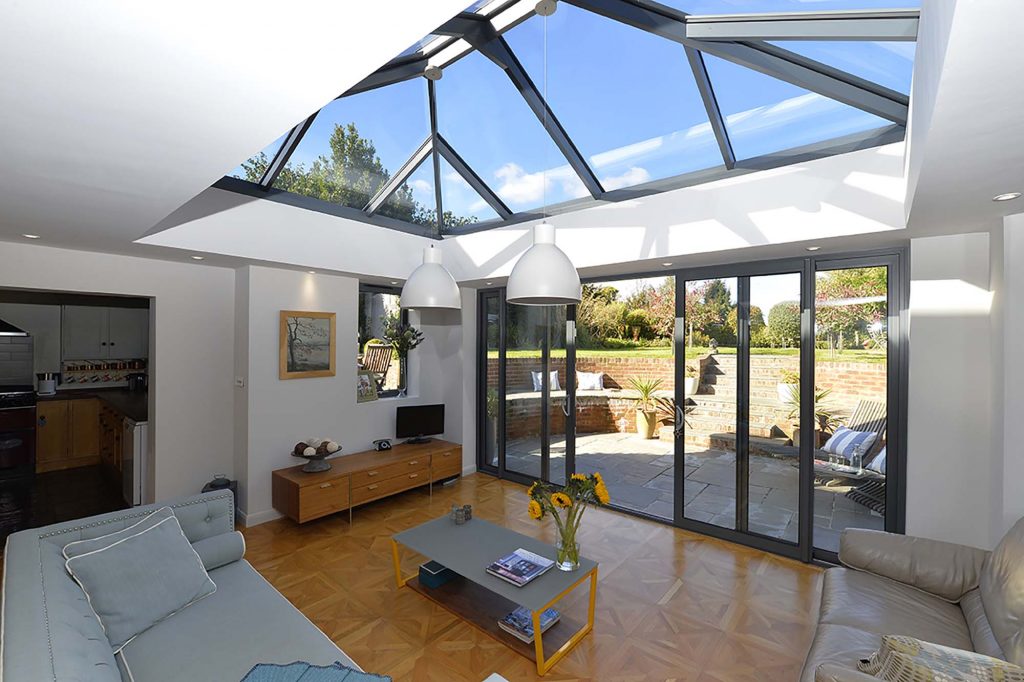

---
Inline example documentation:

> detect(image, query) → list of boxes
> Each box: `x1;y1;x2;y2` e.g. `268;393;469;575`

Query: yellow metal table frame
391;538;598;676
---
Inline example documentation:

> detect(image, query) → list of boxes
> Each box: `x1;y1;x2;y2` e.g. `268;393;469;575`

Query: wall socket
234;377;246;388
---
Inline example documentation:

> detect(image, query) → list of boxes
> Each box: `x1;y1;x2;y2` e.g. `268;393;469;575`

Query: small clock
373;439;392;452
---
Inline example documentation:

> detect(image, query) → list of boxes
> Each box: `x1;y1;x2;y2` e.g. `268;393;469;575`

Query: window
358;286;404;396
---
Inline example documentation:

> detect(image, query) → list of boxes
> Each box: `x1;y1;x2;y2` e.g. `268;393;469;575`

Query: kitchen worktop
37;388;148;423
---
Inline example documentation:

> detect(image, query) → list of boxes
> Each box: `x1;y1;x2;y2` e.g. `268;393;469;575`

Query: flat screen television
396;404;445;443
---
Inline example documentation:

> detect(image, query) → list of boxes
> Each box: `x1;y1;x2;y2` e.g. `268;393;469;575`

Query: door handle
675;405;685;437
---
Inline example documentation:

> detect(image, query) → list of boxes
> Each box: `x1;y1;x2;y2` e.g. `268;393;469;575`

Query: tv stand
405;436;433;444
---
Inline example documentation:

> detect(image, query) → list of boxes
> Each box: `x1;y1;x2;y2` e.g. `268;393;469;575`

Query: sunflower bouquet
527;473;610;571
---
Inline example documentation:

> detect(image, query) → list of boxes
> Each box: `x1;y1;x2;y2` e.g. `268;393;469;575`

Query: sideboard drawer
298;477;350;522
351;469;427;505
432;449;462;479
350;456;429;487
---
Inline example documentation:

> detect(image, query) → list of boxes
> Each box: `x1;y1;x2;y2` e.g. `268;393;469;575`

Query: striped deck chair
814;399;887;483
360;343;394;390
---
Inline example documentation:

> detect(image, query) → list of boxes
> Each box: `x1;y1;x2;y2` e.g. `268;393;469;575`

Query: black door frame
475;247;908;564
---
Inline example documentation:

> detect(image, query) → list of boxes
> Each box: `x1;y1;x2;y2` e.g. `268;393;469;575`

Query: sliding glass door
477;250;906;561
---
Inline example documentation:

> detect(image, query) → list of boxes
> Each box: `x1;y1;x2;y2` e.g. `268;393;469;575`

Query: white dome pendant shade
400;245;461;310
506;223;581;306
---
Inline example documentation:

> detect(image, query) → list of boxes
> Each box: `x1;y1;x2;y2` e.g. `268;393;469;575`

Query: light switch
234;377;246;388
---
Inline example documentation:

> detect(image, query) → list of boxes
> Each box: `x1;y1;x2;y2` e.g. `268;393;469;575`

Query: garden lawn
491;347;887;363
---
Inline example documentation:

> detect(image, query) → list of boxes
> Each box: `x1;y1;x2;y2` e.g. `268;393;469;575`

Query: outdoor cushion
62;506;174;559
980;516;1024;665
577;371;604;390
531;370;560;391
65;512;216;651
822;427;876;462
866;446;886;474
117;560;357;682
818;568;973;650
858;635;1024;680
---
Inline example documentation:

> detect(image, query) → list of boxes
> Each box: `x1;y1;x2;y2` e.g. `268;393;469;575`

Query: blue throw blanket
242;662;392;682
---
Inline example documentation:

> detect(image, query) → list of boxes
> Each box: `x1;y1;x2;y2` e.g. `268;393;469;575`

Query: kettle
37;372;59;396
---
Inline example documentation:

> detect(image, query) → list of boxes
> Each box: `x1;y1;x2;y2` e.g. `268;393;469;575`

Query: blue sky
229;0;916;223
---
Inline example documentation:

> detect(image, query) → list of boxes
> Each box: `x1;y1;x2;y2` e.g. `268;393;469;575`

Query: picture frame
279;310;336;380
356;369;379;403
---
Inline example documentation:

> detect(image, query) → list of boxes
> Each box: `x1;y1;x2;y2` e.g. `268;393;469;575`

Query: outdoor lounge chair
360;343;394;390
814;398;887;484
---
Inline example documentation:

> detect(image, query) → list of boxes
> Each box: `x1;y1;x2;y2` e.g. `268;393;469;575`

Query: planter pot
777;383;796;402
792;426;827;449
684;377;698;396
485;417;498;464
636;409;659;439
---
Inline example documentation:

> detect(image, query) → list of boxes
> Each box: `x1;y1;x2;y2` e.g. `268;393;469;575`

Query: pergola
216;0;918;238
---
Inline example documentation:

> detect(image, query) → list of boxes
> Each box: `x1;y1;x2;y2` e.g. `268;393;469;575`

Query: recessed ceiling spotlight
21;234;41;239
390;281;399;285
308;270;316;275
423;65;442;81
486;281;493;286
806;246;821;252
661;262;673;267
190;255;205;261
993;192;1022;202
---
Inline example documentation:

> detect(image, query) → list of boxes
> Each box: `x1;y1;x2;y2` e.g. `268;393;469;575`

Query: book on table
497;606;561;644
485;548;555;587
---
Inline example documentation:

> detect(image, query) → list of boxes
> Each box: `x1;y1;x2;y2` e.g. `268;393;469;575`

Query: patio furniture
360;343;394;390
814;399;887;484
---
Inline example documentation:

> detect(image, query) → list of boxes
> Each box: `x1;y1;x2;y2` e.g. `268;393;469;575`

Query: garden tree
240;122;476;229
816;268;887;350
584;284;619;305
645;277;676;339
624;308;653;340
683;279;731;347
576;285;625;346
725;305;765;339
767;300;801;347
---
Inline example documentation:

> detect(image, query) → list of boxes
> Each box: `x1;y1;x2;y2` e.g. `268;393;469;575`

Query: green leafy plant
653;395;694;429
383;319;424;359
779;369;800;385
786;385;841;433
486;387;499;419
684;364;698;378
627;377;663;411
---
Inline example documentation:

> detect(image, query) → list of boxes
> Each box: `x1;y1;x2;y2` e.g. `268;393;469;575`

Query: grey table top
394;516;598;612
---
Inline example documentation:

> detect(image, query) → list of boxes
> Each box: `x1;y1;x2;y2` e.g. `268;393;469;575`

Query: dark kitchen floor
0;465;127;547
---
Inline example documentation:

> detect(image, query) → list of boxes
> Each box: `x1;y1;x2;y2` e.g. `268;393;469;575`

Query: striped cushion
858;635;1024;680
823;426;876;461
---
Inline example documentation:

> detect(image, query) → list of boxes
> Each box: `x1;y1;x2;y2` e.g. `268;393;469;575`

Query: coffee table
391;516;598;676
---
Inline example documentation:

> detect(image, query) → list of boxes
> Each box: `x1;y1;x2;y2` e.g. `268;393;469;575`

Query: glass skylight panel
702;54;890;160
504;5;724;188
226;133;286;182
769;41;915;95
274;78;429;211
663;0;919;12
435;50;588;214
377;161;436;226
440;156;499;229
397;34;442;59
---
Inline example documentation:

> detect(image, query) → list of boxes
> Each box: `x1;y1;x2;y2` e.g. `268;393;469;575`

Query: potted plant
684;364;699;396
485;387;499;461
628;377;663;439
654;395;694;440
787;385;840;448
527;473;610;571
383;319;424;394
777;369;799;402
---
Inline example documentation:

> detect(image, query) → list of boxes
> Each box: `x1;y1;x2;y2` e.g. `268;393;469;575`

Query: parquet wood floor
242;473;823;682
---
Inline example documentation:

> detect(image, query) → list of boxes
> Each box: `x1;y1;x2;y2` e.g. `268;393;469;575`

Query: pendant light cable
542;10;548;221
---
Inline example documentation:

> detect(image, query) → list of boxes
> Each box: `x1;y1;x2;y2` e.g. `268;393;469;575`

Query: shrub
768;301;801;348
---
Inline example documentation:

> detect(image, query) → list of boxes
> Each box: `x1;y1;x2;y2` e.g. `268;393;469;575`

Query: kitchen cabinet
35;398;100;473
62;305;148;360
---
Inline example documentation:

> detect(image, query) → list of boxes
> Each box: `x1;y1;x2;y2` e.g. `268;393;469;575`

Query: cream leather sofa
801;520;1024;681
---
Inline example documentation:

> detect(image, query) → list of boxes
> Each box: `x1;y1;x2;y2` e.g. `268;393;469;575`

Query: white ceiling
0;0;468;254
905;0;1024;233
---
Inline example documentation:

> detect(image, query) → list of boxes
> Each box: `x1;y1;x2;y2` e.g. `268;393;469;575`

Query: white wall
906;232;997;548
0;241;235;501
0;303;61;373
236;266;464;525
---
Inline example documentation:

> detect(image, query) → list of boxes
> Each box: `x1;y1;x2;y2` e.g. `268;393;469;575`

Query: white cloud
492;162;588;206
602;166;651;191
408;178;433;203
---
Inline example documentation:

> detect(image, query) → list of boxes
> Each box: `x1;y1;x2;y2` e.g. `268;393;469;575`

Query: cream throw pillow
858;635;1024;681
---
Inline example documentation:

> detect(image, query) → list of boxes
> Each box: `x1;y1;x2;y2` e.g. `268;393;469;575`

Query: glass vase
556;538;580;572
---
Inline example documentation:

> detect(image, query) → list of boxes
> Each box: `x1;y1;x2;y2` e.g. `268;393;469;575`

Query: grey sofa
801;520;1024;681
1;491;358;682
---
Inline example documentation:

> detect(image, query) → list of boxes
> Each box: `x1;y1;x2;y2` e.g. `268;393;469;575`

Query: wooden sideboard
271;440;463;524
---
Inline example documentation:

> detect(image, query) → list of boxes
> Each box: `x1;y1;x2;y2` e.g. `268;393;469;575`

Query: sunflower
551;492;572;508
594;480;611;505
527;482;538;497
528;499;544;520
570;473;588;482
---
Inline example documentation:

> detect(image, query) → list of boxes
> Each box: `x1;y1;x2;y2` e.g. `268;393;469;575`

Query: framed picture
356;370;379;403
279;311;336;380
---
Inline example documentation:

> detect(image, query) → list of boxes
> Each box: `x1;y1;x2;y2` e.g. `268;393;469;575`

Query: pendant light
401;244;460;310
506;0;581;306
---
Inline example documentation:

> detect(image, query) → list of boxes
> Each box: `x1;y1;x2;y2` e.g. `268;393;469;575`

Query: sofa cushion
117;560;355;682
981;517;1024;666
819;568;973;650
65;513;216;651
62;507;173;560
191;530;246;571
800;623;883;682
858;634;1024;680
963;588;1006;660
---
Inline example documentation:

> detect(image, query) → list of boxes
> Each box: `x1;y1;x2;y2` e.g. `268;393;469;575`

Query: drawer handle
408;460;419;465
367;471;379;477
409;473;419;479
367;484;379;491
442;452;451;457
319;483;332;489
